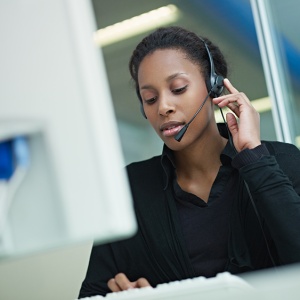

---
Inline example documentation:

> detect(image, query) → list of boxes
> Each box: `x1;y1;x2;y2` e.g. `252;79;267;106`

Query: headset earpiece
211;75;224;98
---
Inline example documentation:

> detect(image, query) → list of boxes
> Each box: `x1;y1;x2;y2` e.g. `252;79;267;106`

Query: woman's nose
158;97;175;116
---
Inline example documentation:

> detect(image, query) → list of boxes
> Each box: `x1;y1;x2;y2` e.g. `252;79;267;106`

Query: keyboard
78;272;253;300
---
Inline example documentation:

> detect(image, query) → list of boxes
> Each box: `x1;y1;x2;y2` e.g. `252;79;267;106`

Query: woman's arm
213;78;300;264
234;143;300;264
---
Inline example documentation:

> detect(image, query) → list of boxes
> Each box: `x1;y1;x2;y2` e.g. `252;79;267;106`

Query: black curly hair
129;26;228;103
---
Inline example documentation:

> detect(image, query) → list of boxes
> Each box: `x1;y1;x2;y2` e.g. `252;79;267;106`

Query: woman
79;26;300;298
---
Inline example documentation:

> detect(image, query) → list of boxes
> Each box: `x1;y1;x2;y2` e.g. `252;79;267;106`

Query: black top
162;144;235;277
79;124;300;298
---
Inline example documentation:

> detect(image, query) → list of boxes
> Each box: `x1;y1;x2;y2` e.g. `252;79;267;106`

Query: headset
200;37;224;99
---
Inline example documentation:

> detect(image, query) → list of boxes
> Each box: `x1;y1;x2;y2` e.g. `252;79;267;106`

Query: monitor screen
0;0;137;258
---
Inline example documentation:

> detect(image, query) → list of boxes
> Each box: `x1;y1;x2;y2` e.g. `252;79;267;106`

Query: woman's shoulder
126;155;162;171
264;140;300;156
125;155;164;184
125;155;165;196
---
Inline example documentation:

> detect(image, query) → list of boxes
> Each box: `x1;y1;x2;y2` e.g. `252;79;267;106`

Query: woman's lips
160;122;184;137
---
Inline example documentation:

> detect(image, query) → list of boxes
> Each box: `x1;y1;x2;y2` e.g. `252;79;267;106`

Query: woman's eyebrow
166;72;187;82
140;72;187;90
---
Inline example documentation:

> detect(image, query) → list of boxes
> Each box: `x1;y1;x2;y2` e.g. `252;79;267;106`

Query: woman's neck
174;128;227;177
173;129;227;202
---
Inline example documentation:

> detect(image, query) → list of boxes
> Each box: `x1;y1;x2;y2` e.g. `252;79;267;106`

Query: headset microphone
174;91;212;142
174;76;224;142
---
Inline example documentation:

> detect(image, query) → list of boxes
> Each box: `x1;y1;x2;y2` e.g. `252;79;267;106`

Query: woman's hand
213;78;261;152
107;273;152;293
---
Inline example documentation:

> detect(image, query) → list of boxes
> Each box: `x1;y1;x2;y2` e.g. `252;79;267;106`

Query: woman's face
138;49;214;150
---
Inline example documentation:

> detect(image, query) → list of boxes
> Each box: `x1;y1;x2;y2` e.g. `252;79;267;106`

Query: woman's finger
107;278;122;292
227;101;240;117
223;78;239;94
107;273;152;293
136;277;152;288
111;273;134;291
213;91;251;110
213;94;241;109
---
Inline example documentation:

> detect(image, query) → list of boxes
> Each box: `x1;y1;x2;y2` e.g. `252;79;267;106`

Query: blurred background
0;1;299;300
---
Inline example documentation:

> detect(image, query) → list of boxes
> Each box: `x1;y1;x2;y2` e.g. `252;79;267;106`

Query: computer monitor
0;0;136;258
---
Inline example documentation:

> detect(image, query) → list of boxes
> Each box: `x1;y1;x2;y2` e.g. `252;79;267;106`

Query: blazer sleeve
78;242;118;298
232;142;300;264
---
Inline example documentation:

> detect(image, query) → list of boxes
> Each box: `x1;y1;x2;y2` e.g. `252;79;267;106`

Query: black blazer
79;140;300;298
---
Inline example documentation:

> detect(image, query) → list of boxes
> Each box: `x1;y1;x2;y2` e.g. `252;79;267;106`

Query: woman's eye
144;97;157;104
173;85;187;94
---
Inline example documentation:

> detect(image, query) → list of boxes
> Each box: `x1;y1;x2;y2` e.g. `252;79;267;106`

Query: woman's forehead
138;49;202;82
